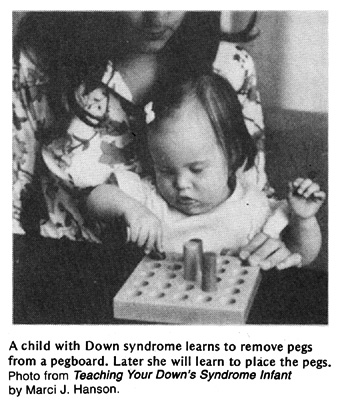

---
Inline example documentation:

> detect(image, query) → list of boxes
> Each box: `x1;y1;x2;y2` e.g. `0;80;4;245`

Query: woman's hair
13;11;258;115
158;12;258;82
13;12;126;117
151;73;257;184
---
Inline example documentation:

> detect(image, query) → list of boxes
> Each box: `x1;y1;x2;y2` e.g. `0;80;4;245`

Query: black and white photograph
6;6;339;408
12;10;328;325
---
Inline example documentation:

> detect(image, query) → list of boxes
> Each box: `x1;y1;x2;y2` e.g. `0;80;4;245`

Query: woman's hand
239;232;302;270
125;205;164;255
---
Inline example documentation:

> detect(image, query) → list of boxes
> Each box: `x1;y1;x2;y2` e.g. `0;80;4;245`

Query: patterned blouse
13;41;265;242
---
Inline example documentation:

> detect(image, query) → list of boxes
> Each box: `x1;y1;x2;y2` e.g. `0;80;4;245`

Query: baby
86;73;325;268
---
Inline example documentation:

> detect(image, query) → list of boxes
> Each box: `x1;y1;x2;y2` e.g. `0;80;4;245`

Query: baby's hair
151;73;257;185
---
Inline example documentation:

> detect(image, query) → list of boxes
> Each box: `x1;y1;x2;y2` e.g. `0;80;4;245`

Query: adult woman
13;11;300;269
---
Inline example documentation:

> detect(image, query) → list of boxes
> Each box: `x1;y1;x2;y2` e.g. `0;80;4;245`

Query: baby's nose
174;173;191;190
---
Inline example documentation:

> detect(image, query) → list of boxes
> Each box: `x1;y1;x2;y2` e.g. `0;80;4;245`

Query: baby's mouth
176;196;198;206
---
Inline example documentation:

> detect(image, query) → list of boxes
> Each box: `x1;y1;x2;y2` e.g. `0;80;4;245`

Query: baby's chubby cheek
156;178;174;202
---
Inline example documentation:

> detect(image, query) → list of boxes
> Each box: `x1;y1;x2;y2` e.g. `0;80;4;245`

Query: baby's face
149;97;230;215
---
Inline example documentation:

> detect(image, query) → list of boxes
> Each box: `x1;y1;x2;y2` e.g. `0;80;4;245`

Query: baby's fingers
290;178;325;201
145;225;164;254
129;225;141;244
292;178;305;189
156;226;164;253
293;178;313;193
312;190;326;201
296;180;321;199
126;226;131;243
137;225;150;248
302;182;320;199
145;229;158;254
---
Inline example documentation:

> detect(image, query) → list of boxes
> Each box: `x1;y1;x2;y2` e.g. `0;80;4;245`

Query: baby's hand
288;178;326;219
125;205;163;254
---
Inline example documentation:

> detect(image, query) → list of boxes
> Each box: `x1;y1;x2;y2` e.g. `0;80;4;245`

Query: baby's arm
283;178;326;266
86;184;163;253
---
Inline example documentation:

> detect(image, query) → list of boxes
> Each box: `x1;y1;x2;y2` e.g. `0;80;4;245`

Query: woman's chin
137;38;169;54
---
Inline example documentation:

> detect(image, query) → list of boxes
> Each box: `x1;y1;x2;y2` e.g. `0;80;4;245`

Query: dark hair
158;12;258;82
151;73;257;184
13;12;125;117
13;11;258;116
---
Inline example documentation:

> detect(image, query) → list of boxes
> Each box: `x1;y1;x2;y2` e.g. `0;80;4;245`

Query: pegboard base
114;253;261;324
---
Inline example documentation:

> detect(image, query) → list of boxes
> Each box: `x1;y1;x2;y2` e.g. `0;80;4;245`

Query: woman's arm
13;51;52;234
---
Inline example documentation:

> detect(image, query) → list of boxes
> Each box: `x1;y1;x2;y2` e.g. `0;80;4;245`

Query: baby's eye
157;167;173;176
190;166;204;174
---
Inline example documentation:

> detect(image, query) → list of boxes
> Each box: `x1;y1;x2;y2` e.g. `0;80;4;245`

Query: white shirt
115;171;288;253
